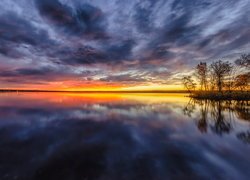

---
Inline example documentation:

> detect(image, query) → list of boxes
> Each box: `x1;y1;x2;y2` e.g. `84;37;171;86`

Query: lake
0;92;249;180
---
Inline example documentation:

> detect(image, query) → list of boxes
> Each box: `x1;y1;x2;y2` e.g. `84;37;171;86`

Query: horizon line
0;89;190;93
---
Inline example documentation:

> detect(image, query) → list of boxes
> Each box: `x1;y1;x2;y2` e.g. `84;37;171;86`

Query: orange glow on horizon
0;81;184;91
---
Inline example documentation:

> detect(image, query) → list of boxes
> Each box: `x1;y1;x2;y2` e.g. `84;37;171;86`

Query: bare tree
224;65;238;92
210;60;232;92
234;73;250;91
182;76;196;93
235;54;250;69
234;54;250;91
195;62;208;91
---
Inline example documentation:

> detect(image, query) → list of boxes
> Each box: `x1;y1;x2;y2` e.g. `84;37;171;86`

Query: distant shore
0;89;189;94
190;91;250;101
1;90;249;100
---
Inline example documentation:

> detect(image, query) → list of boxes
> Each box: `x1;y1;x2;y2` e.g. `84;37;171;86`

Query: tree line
182;54;250;93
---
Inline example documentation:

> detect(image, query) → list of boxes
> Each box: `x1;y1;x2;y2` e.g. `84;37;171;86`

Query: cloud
0;0;249;88
44;39;136;65
0;12;51;46
0;12;54;59
35;0;108;39
100;74;146;84
16;67;54;76
0;66;80;86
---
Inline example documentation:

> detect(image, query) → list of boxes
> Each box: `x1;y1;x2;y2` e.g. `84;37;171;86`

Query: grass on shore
190;91;250;101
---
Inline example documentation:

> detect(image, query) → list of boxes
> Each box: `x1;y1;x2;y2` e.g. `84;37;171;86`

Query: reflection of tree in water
195;99;209;133
183;99;250;140
235;101;250;144
210;101;232;135
183;99;196;117
234;101;250;121
237;131;250;144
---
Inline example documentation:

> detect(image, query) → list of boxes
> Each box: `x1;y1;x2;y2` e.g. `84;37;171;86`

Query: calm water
0;93;249;180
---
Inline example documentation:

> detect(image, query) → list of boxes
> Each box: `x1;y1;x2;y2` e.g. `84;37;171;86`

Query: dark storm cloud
46;39;136;65
0;12;54;59
35;0;108;39
133;0;158;33
104;39;136;61
0;0;249;86
47;45;107;65
139;5;204;61
0;13;47;46
0;44;23;58
16;67;54;76
163;14;200;46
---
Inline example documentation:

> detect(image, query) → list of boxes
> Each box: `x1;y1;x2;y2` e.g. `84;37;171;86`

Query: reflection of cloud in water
0;93;250;179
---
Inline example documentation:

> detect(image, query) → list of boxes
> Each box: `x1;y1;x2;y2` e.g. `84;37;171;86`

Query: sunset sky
0;0;249;91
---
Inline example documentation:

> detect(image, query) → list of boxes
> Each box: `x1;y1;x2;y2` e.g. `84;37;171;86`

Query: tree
235;54;250;69
234;54;250;91
234;73;250;91
195;62;208;91
210;60;232;92
182;76;196;93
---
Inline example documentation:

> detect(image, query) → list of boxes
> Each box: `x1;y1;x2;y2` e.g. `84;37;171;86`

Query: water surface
0;92;249;180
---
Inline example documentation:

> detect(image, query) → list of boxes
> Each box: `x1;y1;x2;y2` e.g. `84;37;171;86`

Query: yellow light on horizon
0;81;185;91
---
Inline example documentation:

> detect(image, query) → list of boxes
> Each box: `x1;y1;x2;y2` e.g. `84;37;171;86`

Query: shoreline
190;91;250;101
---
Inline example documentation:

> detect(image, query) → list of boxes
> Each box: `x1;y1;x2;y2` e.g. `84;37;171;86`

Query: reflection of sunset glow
0;92;189;107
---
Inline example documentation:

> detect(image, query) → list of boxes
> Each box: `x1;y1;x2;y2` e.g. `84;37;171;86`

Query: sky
0;0;249;91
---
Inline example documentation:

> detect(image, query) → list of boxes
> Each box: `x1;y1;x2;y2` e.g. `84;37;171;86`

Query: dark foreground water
0;93;249;180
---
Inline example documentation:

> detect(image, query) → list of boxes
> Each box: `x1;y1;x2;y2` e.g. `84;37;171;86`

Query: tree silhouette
195;62;208;91
235;74;249;91
235;54;250;69
210;60;232;92
182;76;196;93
